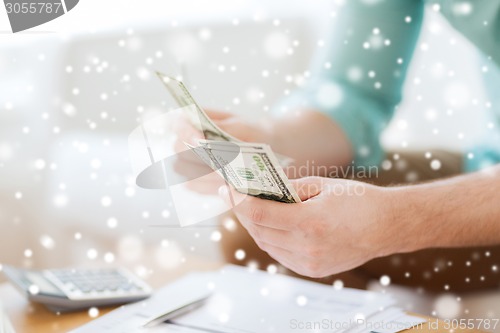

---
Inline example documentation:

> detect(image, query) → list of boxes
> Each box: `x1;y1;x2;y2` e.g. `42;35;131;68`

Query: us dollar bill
186;140;301;203
156;72;293;167
156;72;240;142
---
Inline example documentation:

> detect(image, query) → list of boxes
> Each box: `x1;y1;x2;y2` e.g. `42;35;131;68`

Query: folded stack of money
157;72;301;203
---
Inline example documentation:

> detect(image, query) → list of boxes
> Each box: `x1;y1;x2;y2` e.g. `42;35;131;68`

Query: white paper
0;301;16;333
70;272;214;333
71;266;427;333
344;307;427;333
170;266;395;333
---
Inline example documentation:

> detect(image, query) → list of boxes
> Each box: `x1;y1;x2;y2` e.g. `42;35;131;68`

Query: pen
142;294;211;328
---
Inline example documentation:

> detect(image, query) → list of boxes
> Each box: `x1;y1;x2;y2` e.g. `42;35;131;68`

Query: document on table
71;265;426;333
0;302;16;333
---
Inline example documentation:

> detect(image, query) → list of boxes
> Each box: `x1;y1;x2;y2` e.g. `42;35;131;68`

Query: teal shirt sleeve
433;0;500;172
435;0;500;68
464;55;500;172
273;0;425;167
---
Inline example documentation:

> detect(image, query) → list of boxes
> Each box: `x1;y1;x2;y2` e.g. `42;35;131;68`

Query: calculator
2;265;152;312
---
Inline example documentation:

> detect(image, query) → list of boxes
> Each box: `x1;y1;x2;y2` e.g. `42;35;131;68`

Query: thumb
290;177;324;201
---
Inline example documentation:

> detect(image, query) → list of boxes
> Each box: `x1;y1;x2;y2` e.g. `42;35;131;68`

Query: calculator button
43;268;152;301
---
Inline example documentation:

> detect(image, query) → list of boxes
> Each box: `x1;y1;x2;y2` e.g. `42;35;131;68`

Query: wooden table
0;259;483;333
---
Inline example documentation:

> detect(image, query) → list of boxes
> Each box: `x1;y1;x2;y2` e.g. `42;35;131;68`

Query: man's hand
219;176;411;278
220;166;500;278
171;110;274;196
205;110;274;144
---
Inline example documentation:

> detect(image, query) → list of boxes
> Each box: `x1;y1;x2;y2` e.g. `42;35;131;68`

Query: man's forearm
390;165;500;253
270;109;354;175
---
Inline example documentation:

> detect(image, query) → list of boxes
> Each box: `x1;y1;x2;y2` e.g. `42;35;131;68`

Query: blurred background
0;0;499;324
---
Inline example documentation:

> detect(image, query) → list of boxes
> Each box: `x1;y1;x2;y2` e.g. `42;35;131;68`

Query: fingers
204;111;256;143
218;186;301;230
204;109;233;120
256;241;302;273
237;218;293;251
256;241;320;278
215;120;253;142
173;115;205;144
290;177;324;201
173;155;213;177
185;173;225;196
172;115;205;163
